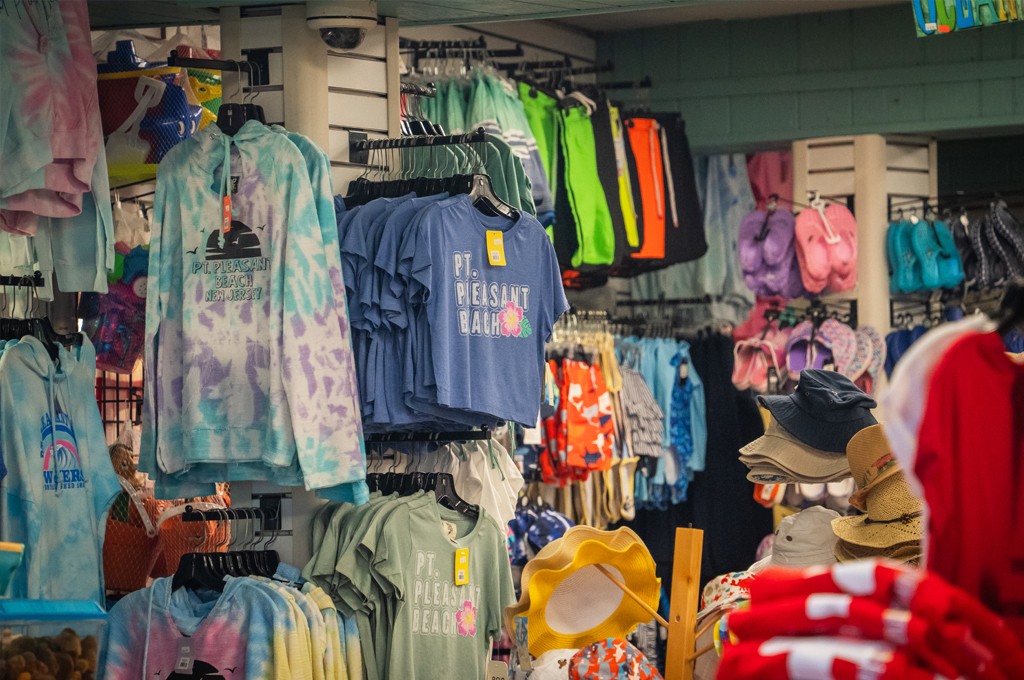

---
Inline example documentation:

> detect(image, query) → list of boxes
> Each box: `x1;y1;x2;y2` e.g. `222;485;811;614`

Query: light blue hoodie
0;334;119;601
140;120;365;496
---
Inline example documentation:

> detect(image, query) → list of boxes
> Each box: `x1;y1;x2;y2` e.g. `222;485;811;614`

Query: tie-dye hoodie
101;577;297;680
141;120;364;493
0;335;119;601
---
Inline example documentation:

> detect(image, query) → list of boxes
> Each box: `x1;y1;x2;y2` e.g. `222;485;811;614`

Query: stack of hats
831;425;923;565
717;560;1024;680
739;369;876;484
693;506;842;680
505;526;660;657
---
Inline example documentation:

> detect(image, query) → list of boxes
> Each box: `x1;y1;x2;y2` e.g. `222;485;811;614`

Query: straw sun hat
831;425;923;550
504;526;660;656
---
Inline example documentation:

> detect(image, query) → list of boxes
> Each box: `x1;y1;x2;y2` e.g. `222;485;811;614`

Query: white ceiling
555;0;903;32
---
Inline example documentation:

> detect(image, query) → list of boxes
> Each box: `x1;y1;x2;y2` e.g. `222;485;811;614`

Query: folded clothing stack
717;560;1024;680
739;369;876;484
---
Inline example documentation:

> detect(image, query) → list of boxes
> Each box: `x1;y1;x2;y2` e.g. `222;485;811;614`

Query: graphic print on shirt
452;251;533;338
412;549;482;638
166;660;227;679
40;403;86;491
191;219;270;303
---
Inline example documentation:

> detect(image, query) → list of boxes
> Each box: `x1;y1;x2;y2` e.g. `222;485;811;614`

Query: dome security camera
306;0;378;50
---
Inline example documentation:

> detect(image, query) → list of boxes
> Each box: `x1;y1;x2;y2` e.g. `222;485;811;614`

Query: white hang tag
522;412;543;446
175;639;195;675
486;660;509;680
442;520;458;544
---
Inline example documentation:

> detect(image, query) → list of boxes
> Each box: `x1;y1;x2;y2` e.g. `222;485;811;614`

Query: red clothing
717;638;941;680
915;332;1024;642
728;593;996;680
747;561;1024;679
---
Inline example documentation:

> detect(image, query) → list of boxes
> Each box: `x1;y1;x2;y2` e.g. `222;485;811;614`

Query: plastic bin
0;600;106;680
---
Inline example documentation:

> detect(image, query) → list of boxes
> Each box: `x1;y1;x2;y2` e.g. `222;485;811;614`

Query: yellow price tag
485;230;507;266
454;548;470;586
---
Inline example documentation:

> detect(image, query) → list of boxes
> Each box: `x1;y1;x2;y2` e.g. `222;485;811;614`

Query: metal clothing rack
166;50;268;86
601;75;653;90
401;81;437;98
615;294;717;308
0;272;45;288
500;59;615;75
364;426;492;443
399;36;524;67
181;502;283;533
349;127;486;164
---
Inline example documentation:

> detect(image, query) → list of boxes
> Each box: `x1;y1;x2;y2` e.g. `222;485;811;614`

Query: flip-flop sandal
983;216;1013;285
952;215;979;287
853;326;885;396
846;327;872;383
993;203;1024;266
739;211;769;281
782;323;831;378
795;209;833;294
989;207;1024;278
781;256;807;299
911;217;943;290
971;215;995;287
894;220;923;292
732;339;759;390
930;220;965;290
762;210;797;268
825;203;858;279
818;318;858;376
827;264;858;295
785;321;815;381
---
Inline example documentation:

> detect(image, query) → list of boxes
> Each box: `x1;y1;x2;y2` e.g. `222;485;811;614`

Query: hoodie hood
192;119;271;177
11;334;88;381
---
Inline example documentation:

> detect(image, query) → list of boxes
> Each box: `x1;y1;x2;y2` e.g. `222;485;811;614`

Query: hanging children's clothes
141;120;365;499
340;191;569;430
0;334;120;602
101;575;349;680
304;491;516;680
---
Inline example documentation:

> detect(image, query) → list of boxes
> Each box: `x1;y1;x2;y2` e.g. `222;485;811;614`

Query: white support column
282;4;330;149
384;16;402;138
853;135;892;339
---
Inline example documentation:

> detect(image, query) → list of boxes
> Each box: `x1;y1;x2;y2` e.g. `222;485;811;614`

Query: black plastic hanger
433;472;479;519
172;552;226;592
217;61;248;136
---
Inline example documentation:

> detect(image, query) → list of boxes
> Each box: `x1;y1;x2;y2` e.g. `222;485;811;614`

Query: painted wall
597;3;1024;152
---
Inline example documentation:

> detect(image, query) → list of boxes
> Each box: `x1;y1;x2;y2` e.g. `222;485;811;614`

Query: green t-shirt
375;501;515;680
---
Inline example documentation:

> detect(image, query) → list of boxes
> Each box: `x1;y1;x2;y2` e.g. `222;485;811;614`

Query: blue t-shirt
410;195;568;427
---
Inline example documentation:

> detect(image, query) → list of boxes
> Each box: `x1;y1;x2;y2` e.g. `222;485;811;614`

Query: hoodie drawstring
142;585;154;679
46;367;58;498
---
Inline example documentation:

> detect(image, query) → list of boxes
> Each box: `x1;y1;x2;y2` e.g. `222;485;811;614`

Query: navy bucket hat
757;369;877;453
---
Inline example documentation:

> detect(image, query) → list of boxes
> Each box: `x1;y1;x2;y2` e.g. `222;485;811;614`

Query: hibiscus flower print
498;301;533;338
499;301;523;337
455;600;477;637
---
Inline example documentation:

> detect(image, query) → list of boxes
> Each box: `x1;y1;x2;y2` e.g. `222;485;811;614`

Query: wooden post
664;528;703;680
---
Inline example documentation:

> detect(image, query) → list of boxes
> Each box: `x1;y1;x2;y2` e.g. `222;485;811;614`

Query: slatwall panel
328;23;393;193
239;13;285;126
797;137;857;200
